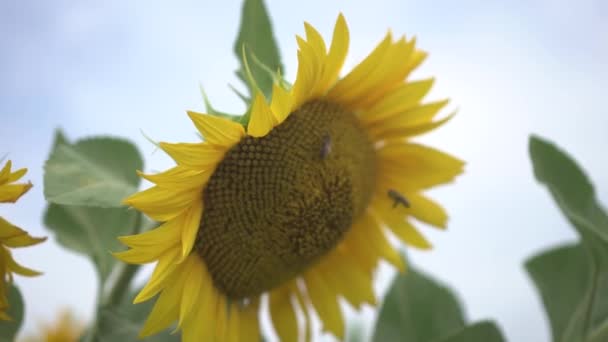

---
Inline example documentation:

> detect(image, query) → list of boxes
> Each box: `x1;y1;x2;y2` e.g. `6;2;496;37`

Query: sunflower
21;309;84;342
115;14;463;341
0;160;46;320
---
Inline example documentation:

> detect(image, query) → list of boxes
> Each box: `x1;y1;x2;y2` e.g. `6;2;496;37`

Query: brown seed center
196;100;376;299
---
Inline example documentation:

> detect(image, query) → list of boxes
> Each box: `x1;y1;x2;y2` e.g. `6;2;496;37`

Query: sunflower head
0;160;46;320
116;13;463;341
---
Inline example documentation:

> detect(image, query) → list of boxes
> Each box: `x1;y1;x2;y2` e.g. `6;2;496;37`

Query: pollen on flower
196;100;377;299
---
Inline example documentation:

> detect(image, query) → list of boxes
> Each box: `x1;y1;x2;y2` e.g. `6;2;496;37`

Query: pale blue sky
1;0;607;341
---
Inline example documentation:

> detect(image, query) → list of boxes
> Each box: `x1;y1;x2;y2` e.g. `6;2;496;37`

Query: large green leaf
528;135;608;342
525;244;591;341
44;204;138;282
439;321;505;342
0;285;24;342
44;131;143;207
234;0;283;100
372;266;466;342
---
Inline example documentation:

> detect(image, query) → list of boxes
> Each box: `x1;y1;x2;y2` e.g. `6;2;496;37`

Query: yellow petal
134;248;181;303
138;166;211;191
0;161;12;185
8;168;27;183
406;194;448;229
304;271;344;339
7;254;42;277
317;14;349;93
354;213;405;272
178;255;203;328
180;200;203;261
327;32;392;103
291;38;321;109
182;257;217;342
340;37;416;109
270;83;293;124
360;78;435;125
317;247;375;309
293;285;312;342
0;183;32;203
140;269;185;337
123;186;200;222
239;298;260;342
117;220;181;249
0;218;46;247
377;142;464;191
304;22;327;60
248;93;277;137
159;142;226;169
368;101;451;141
187;111;245;147
225;303;241;342
372;196;432;249
269;286;299;342
214;293;228;340
341;227;378;273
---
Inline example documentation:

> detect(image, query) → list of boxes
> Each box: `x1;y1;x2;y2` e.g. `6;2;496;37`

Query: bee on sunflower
115;12;462;342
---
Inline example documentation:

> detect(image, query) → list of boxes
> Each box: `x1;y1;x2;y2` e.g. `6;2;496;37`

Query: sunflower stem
84;213;144;342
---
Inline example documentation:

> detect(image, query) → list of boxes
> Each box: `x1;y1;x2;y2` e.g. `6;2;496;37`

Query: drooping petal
182;256;218;342
304;271;344;339
353;213;405;272
238;298;260;342
140;266;186;337
270;285;299;342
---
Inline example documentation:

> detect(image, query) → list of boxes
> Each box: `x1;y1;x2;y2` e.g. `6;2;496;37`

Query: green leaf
525;244;591;341
372;266;466;342
44;204;139;282
234;0;283;100
529;135;608;251
96;290;179;342
0;285;24;342
528;135;608;342
439;321;505;342
44;132;143;207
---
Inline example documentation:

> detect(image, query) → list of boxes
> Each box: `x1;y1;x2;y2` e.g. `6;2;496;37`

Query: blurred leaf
439;321;505;342
528;135;608;342
372;266;465;342
525;244;590;341
529;135;608;252
234;0;283;100
44;132;143;207
97;290;179;342
44;204;138;282
0;285;24;342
